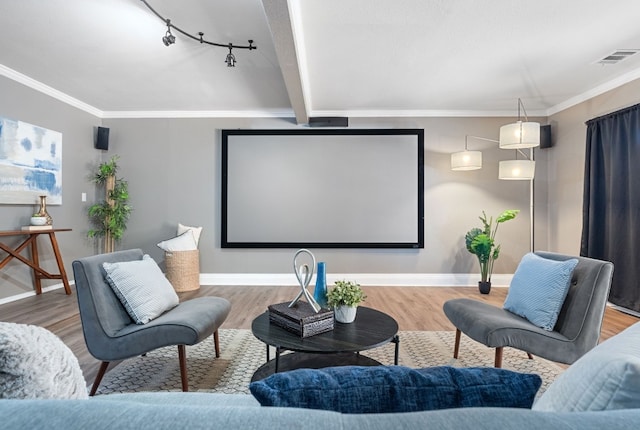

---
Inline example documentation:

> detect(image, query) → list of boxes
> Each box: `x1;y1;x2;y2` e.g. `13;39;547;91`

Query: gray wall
2;73;640;302
106;116;534;276
546;78;640;255
0;77;101;298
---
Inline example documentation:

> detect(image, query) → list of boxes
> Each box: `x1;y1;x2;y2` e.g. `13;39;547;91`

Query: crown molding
310;109;548;118
0;64;104;118
4;61;640;121
100;109;295;119
545;67;640;116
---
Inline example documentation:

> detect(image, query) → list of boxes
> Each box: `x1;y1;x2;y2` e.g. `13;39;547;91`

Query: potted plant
87;155;132;253
465;209;519;294
327;280;367;323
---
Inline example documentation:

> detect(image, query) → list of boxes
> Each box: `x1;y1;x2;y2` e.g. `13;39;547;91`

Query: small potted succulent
327;280;367;323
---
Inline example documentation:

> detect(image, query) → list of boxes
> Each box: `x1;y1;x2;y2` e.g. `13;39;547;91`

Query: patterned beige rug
94;329;564;396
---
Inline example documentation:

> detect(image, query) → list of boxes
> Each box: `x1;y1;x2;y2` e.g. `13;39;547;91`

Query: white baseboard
0;282;70;306
608;303;640;318
199;273;513;287
0;274;513;306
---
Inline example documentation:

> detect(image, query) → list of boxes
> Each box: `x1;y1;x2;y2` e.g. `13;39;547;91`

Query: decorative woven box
165;249;200;292
268;301;334;338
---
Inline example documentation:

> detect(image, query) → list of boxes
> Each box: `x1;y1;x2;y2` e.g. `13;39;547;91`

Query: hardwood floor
1;285;638;385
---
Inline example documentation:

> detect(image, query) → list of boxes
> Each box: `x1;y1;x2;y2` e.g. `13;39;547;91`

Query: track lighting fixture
162;20;175;46
141;0;256;66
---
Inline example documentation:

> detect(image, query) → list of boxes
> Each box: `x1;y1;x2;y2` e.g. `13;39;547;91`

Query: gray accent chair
72;249;231;395
443;251;614;367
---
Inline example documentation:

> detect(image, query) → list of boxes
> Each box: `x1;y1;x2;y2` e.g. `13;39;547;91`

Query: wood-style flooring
1;285;638;385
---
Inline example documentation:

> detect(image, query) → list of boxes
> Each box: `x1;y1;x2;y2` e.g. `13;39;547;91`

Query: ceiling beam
261;0;308;124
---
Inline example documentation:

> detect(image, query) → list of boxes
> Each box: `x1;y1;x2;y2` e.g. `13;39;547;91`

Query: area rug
94;329;564;396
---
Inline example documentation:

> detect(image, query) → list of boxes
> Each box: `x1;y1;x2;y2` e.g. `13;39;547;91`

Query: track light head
225;46;236;67
162;20;175;46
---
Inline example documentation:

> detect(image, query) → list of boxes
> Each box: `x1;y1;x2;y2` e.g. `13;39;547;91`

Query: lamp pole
529;147;535;253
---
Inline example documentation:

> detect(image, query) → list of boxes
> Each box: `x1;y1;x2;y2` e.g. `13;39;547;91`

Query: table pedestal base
251;352;381;382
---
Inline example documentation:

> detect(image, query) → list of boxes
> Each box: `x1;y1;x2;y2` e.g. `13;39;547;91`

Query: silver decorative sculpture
289;249;322;313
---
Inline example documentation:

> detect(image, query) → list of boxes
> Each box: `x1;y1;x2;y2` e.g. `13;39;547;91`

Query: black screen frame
221;128;424;249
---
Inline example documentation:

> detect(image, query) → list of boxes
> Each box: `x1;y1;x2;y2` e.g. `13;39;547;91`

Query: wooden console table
0;228;72;295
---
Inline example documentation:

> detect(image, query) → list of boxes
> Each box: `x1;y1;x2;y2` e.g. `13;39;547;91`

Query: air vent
596;50;639;65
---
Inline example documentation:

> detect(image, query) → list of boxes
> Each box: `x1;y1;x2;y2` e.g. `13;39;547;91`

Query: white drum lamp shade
451;150;482;171
499;121;540;149
499;159;535;180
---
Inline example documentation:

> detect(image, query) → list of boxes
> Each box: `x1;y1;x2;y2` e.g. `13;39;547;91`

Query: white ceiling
1;0;640;122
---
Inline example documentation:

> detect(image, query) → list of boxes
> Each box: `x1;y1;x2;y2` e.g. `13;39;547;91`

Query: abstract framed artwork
0;116;62;204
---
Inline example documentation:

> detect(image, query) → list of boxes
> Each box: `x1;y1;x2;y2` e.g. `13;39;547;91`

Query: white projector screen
221;129;424;248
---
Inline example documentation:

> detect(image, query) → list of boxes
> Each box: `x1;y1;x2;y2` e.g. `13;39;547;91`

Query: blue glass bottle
313;262;328;309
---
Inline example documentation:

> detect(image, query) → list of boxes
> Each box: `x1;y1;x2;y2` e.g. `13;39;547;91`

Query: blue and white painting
0;116;62;204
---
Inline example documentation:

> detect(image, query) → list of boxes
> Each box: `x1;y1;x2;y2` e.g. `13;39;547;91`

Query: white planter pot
334;305;357;323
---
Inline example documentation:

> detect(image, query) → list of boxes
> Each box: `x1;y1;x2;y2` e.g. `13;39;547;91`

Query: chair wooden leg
214;330;221;358
89;361;110;396
453;328;461;359
178;345;188;392
526;352;534;360
494;347;503;368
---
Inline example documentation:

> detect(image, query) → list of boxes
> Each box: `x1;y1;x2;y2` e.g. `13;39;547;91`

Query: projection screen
221;129;424;248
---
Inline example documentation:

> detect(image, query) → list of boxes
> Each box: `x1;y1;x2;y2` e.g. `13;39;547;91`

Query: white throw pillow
157;230;197;252
178;223;203;247
533;321;640;411
103;255;179;324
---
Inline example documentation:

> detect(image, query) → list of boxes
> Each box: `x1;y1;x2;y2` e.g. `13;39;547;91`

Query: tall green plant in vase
465;209;519;294
87;155;132;253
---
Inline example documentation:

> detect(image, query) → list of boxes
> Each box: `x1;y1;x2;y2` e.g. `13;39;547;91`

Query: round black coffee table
251;306;399;381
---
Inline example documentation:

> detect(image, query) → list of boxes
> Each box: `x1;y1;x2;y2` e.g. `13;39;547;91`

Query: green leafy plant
327;280;367;308
87;155;132;253
465;209;519;282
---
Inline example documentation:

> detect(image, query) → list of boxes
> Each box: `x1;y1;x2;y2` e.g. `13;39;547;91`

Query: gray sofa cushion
534;321;640;412
2;395;640;430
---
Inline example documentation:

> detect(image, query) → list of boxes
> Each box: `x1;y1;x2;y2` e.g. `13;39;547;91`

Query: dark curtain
581;102;640;312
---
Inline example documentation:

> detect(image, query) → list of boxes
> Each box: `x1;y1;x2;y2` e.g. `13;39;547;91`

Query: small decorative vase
479;281;491;295
30;216;48;226
334;305;357;323
36;195;53;226
313;262;328;309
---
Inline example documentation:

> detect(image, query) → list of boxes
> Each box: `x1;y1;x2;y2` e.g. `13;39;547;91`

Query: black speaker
308;117;349;127
540;124;552;149
96;127;109;150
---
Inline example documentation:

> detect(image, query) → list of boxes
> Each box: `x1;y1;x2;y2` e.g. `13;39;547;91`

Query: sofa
1;392;639;429
2;320;640;429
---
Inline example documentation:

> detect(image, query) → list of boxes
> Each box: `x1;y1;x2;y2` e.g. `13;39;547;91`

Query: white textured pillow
0;322;88;399
157;230;197;252
178;223;202;247
533;322;640;412
103;255;179;324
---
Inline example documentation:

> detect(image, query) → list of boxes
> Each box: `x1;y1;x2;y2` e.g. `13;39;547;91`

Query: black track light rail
140;0;256;51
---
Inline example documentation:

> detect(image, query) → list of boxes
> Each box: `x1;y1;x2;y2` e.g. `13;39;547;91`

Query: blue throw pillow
503;253;578;331
249;365;541;413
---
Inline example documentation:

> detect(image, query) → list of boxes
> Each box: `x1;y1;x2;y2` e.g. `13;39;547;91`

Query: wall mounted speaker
308;117;349;127
96;127;109;150
539;124;552;149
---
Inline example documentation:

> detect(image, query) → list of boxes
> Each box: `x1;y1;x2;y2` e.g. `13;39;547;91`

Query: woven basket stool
165;249;200;292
